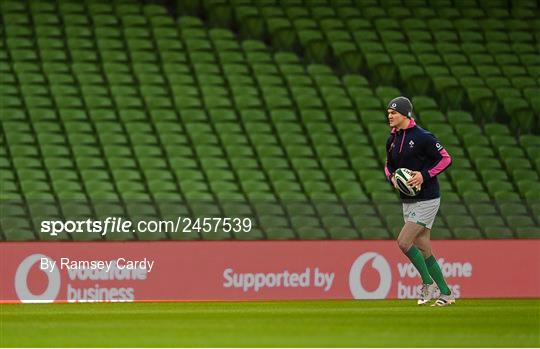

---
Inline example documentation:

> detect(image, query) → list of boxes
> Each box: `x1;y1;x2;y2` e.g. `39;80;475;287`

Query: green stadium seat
483;226;514;239
516;227;540;239
360;227;390;240
506;215;536;228
452;227;483;239
264;226;295;240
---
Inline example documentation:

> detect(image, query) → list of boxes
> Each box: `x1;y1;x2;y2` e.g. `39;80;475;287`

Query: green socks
425;255;452;295
404;247;452;296
405;246;433;285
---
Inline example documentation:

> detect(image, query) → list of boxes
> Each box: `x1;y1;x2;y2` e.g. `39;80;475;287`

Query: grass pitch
1;299;538;347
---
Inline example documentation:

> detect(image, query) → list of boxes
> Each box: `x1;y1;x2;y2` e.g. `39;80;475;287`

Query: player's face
387;109;406;128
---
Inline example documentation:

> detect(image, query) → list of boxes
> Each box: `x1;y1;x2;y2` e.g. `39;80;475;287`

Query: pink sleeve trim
384;160;392;180
428;149;452;178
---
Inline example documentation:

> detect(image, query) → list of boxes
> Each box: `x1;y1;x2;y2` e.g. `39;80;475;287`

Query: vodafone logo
349;252;392;299
15;254;60;303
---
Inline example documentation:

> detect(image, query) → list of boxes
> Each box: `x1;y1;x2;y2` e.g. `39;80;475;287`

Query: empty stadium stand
1;0;539;241
187;0;540;132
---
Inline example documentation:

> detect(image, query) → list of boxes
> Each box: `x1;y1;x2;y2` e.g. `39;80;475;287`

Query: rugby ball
393;168;421;196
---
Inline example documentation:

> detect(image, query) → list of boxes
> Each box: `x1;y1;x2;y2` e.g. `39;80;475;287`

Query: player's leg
397;222;433;286
400;201;434;288
413;227;432;258
408;227;437;304
415;228;455;306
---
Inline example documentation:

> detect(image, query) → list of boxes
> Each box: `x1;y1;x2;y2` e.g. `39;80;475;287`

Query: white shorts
402;198;441;229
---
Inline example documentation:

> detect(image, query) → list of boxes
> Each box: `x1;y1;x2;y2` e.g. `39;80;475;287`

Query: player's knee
397;239;410;253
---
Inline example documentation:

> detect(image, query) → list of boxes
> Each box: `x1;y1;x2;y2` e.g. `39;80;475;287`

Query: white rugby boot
417;283;438;305
431;292;456;306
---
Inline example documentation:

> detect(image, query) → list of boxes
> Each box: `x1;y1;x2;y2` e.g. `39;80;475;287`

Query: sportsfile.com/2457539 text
40;217;253;236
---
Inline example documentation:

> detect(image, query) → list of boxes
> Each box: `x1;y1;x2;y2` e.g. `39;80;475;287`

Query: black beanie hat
387;96;413;118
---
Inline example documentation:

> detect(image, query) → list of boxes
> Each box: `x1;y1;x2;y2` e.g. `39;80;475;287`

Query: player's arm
384;137;398;188
419;134;452;182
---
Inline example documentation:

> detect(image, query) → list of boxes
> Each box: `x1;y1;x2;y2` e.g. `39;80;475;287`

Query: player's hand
391;174;398;189
408;171;423;188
